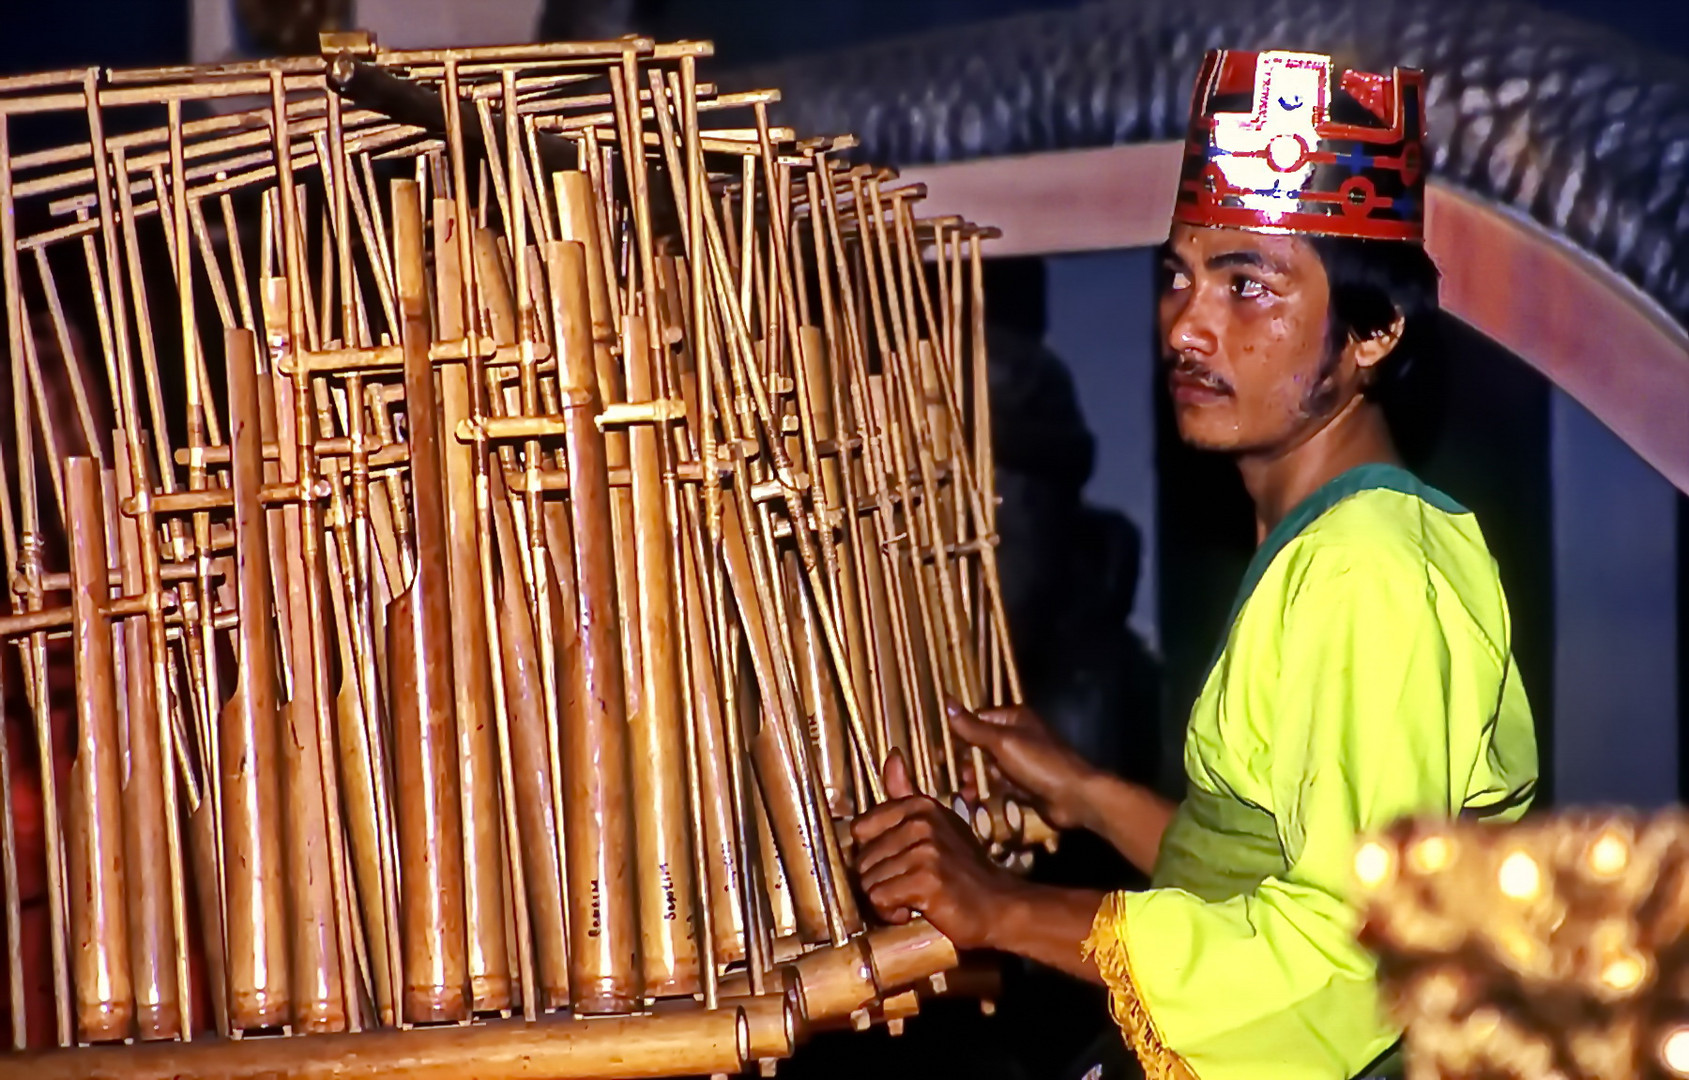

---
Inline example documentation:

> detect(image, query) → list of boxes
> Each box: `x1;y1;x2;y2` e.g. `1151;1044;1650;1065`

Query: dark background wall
3;0;188;72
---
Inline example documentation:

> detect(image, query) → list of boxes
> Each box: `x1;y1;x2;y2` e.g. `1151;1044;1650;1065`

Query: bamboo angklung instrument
0;31;1044;1076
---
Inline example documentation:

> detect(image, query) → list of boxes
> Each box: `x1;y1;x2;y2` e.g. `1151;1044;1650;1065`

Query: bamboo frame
0;30;1037;1076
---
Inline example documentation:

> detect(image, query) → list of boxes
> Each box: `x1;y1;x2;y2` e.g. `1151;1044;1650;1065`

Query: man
850;48;1538;1080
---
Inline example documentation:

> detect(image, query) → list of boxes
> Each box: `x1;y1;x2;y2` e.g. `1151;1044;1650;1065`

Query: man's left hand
850;750;1025;950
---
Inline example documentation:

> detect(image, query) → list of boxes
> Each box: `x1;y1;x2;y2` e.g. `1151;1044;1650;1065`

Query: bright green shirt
1085;464;1538;1080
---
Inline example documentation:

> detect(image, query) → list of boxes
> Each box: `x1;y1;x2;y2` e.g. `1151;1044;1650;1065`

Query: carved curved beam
736;0;1689;489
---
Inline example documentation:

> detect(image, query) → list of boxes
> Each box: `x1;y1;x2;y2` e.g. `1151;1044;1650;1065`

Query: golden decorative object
1359;812;1689;1080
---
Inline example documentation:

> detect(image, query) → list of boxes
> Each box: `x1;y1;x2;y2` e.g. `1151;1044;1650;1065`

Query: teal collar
1208;463;1467;671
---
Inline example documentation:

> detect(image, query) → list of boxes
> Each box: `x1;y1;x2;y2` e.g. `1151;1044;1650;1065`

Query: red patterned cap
1174;49;1427;242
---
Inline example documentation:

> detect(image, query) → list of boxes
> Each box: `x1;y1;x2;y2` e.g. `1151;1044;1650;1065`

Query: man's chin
1172;418;1242;454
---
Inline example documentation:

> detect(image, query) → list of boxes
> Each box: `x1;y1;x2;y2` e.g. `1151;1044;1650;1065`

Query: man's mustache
1164;353;1235;394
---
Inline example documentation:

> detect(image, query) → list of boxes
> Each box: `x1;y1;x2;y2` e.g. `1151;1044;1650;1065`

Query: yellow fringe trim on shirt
1080;892;1201;1080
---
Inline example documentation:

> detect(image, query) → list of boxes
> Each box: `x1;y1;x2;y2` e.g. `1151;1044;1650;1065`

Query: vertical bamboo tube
656;234;747;967
486;469;571;1012
718;501;829;943
113;484;178;1040
65;457;133;1043
718;626;775;985
0;636;22;1049
810;166;910;770
678;503;747;966
750;754;799;944
433;198;512;1016
870;372;945;786
784;552;850;821
445;62;536;1022
241;325;345;1040
856;505;911;760
799;326;876;783
621;312;701;999
115;440;224;1038
553;172;643;720
389;177;469;1024
186;790;229;1038
221;330;292;1030
544;239;639;1015
322;526;397;1028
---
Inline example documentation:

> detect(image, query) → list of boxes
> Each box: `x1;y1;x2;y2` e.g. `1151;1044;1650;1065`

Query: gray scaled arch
730;0;1689;491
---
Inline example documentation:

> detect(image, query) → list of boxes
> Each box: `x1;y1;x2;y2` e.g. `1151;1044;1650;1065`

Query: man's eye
1232;277;1267;299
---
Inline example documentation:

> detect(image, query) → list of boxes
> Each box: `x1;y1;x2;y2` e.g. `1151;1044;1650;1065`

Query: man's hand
850;750;1027;951
948;698;1100;831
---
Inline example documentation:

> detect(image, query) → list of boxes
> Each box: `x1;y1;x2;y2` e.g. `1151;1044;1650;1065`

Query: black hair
1309;235;1447;462
1307;235;1442;402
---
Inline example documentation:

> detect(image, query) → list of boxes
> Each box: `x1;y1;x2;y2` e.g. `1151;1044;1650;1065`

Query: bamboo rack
0;30;1043;1077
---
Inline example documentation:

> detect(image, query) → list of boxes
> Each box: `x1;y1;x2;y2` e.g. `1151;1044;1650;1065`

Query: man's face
1157;222;1352;456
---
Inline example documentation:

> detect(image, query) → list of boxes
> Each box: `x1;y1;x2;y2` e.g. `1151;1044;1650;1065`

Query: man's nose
1165;290;1219;357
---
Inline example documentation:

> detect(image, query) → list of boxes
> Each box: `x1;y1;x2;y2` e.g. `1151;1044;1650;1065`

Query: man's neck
1237;397;1401;543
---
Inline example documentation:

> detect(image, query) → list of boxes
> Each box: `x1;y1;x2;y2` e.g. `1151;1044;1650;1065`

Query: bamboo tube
870;371;946;789
113;489;179;1040
720;621;777;988
436;56;537;1024
776;552;864;935
714;960;798;1008
322;535;397;1027
389;177;469;1024
8;1008;752;1080
434;198;512;1016
809;166;910;772
543;238;639;1015
300;386;364;1040
471;226;518;346
719;500;829;943
115;438;214;1038
185;788;229;1038
220;329;292;1031
553;171;643;722
678;500;747;966
865;920;958;993
234;325;347;1036
487;468;571;1011
784;552;850;820
750;766;798;943
917;338;965;630
314;382;402;1030
738;990;800;1064
0;646;21;1050
64;457;133;1043
855;506;910;760
621;311;701;999
789;937;878;1027
798;325;874;790
883;355;964;789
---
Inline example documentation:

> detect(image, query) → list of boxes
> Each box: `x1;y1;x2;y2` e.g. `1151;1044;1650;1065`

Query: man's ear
1350;312;1407;375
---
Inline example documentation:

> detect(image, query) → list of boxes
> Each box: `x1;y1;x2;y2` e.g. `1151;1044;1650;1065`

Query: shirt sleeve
1083;542;1499;1080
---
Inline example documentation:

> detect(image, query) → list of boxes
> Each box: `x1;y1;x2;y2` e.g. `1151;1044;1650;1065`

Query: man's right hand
947;698;1100;832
